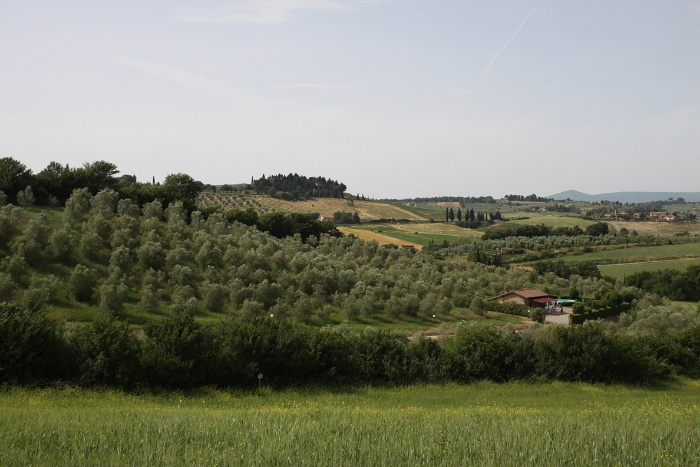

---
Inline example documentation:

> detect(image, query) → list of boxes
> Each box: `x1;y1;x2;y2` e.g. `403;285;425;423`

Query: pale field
608;220;700;236
199;194;428;221
393;221;483;237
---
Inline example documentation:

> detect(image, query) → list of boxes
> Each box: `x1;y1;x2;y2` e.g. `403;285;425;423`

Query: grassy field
321;310;528;333
45;291;524;332
563;242;700;264
2;381;699;465
599;258;700;280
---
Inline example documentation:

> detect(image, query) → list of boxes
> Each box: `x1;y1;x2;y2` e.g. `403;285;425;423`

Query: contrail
481;9;535;80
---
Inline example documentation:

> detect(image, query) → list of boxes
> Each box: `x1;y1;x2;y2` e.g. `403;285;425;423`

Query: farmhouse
489;288;554;308
318;215;335;222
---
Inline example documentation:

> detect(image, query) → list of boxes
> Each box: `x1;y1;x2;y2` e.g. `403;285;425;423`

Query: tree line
445;207;502;223
222;208;341;241
504;194;553;202
0;157;204;213
625;266;700;302
3;308;699;389
482;222;609;240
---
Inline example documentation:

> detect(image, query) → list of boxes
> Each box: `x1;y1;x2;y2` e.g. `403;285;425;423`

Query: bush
0;272;16;302
443;325;520;382
142;313;216;388
23;275;59;311
71;314;142;388
0;303;75;384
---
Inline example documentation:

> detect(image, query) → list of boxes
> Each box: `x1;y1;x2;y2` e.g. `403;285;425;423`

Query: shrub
142;313;216;388
98;272;129;314
0;272;17;302
201;281;228;312
0;303;75;384
49;225;76;262
16;185;35;207
70;314;142;388
23;275;59;311
63;188;92;225
139;285;160;313
79;230;105;262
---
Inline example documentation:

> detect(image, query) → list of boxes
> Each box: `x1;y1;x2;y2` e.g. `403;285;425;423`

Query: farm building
489;288;554;308
318;215;335;222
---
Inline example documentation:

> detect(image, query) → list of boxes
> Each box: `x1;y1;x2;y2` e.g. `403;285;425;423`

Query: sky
1;1;699;199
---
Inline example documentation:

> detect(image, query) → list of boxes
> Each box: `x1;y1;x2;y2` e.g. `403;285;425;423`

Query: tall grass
2;382;699;465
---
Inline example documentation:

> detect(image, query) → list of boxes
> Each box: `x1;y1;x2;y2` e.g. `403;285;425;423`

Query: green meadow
565;242;700;264
2;382;699;466
599;258;700;280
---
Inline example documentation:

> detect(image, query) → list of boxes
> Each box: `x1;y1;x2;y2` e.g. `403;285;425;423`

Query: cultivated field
198;193;429;221
564;242;700;264
2;382;699;465
340;222;481;247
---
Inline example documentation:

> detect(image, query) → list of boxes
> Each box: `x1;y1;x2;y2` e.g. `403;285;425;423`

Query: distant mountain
548;190;700;204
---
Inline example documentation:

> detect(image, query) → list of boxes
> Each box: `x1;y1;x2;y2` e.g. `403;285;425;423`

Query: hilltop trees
252;173;346;199
2;157;205;215
162;173;204;213
0;158;33;205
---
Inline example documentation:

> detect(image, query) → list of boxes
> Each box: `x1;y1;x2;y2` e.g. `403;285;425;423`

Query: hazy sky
1;1;699;198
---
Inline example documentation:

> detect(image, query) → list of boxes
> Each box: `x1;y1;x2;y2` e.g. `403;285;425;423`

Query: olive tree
69;265;99;302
